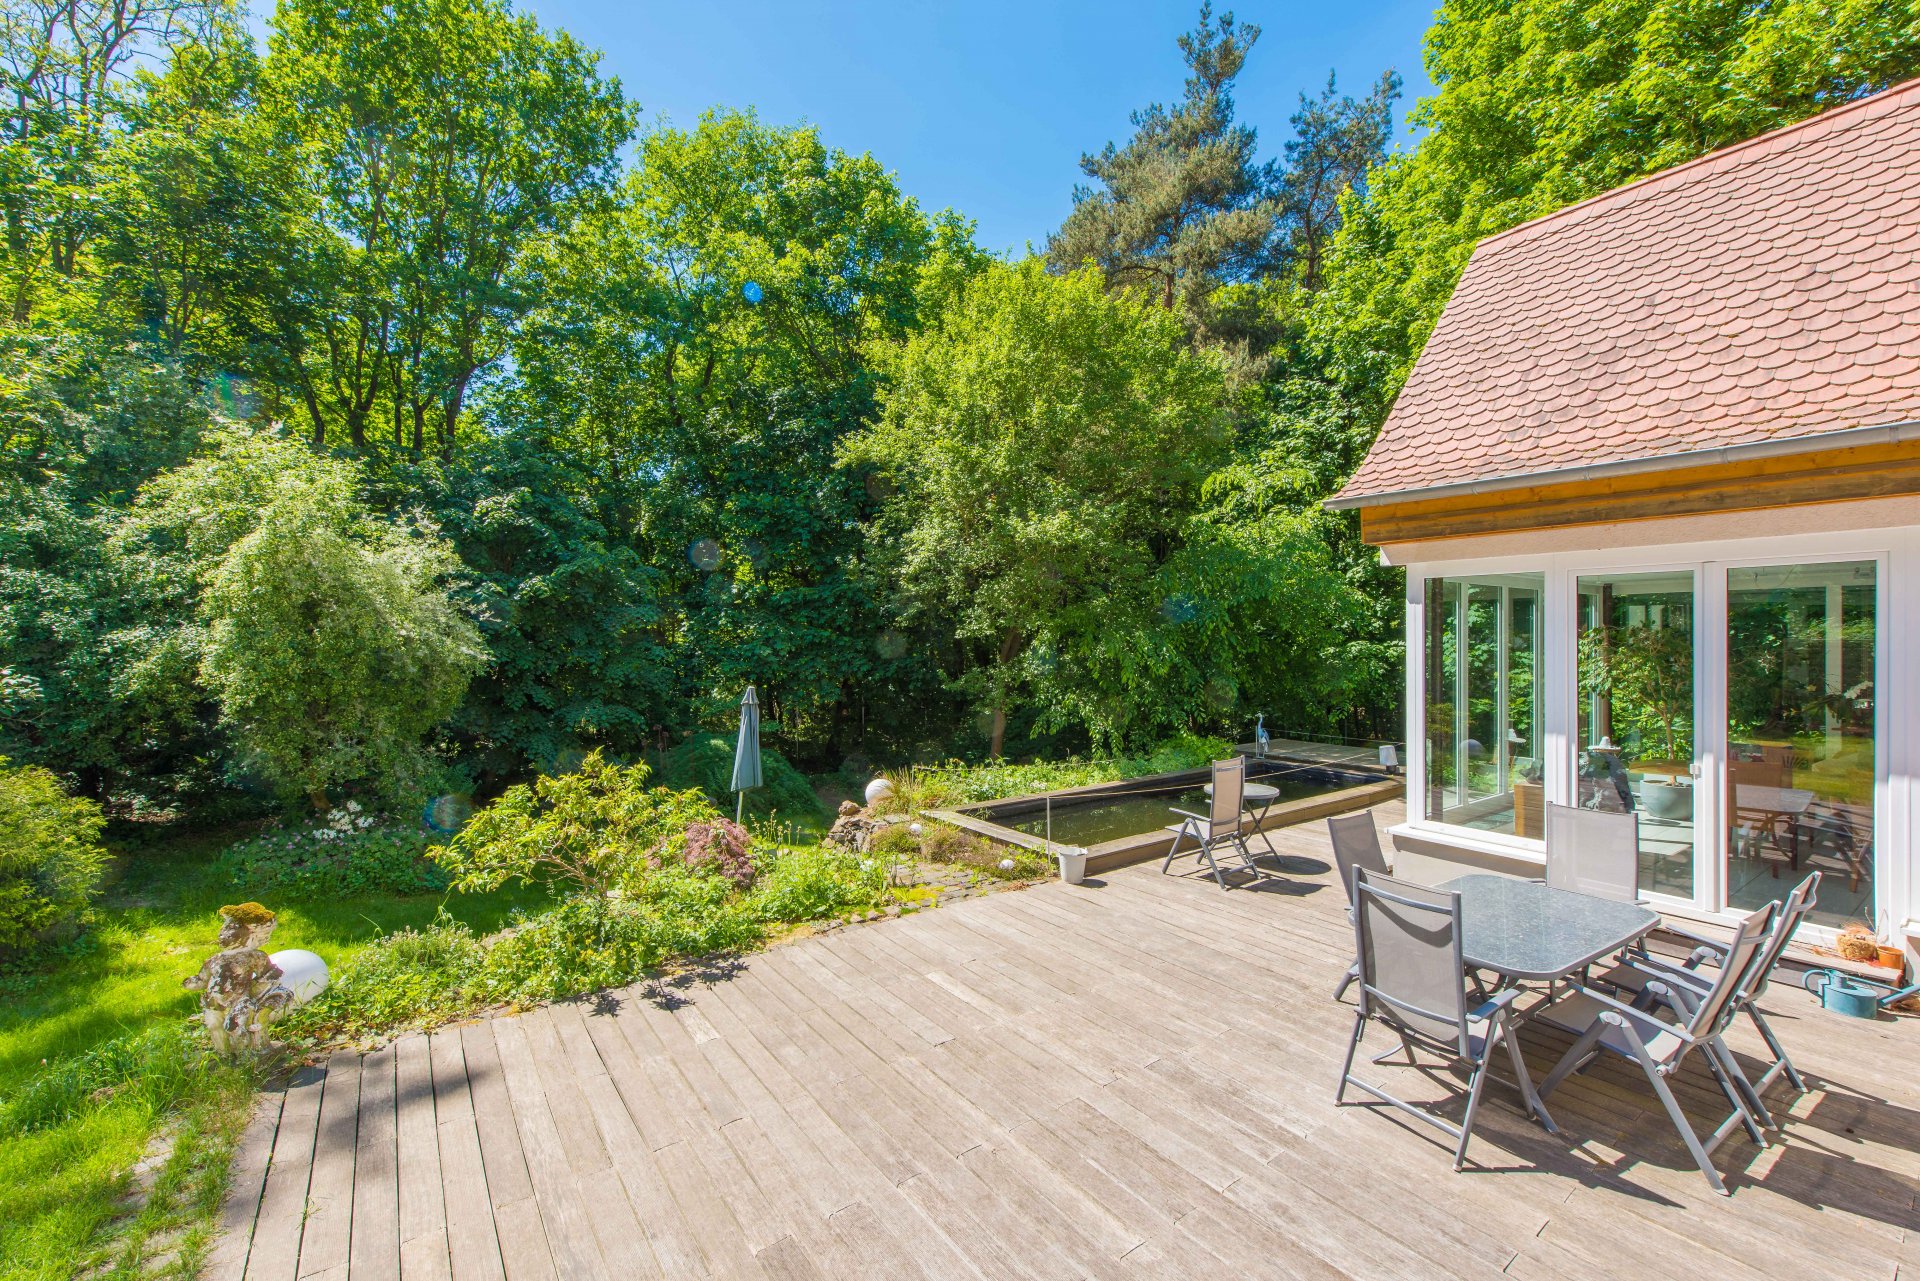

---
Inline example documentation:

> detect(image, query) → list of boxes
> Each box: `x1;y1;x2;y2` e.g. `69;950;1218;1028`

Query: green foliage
505;109;959;761
279;916;487;1043
441;750;738;896
1312;0;1920;423
211;806;448;898
1048;5;1398;355
745;843;885;923
257;0;634;454
486;882;761;1003
0;759;107;959
421;442;673;783
656;733;825;823
116;430;488;806
874;733;1235;813
846;259;1230;752
0;1024;206;1140
291;838;886;1039
199;489;485;806
1579;623;1696;763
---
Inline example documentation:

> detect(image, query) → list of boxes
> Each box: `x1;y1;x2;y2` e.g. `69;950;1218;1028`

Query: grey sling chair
1544;802;1641;902
1597;870;1821;1130
1327;810;1389;1000
1162;757;1261;889
1532;902;1777;1196
1335;867;1558;1171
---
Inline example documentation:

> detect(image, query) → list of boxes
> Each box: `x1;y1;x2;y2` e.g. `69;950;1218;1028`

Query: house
1328;79;1920;964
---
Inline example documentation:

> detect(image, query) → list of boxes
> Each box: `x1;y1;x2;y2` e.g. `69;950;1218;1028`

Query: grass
0;823;547;1281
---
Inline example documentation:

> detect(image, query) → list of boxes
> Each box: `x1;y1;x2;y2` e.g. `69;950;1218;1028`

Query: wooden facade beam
1358;439;1920;545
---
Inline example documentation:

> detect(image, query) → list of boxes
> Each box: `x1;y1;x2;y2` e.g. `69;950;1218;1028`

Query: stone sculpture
183;902;296;1055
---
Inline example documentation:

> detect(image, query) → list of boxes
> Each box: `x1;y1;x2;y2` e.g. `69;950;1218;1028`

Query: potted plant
1581;623;1695;817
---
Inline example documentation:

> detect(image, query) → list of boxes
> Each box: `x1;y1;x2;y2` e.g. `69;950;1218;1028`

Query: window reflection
1425;575;1542;836
1577;572;1696;898
1726;562;1875;930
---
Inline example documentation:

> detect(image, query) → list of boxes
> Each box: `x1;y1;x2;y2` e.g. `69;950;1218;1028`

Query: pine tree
1046;4;1276;332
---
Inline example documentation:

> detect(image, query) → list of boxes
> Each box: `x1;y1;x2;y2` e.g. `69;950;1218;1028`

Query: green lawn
0;825;546;1281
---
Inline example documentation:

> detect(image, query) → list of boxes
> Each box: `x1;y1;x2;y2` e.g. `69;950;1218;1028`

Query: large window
1726;562;1876;929
1576;571;1697;898
1425;575;1542;835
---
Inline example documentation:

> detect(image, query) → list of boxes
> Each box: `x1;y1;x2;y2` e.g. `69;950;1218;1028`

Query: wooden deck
209;802;1920;1281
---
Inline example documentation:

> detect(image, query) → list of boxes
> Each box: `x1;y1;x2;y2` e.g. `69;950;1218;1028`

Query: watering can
1804;968;1914;1018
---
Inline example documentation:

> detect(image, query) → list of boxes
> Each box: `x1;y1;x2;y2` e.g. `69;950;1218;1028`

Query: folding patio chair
1599;870;1821;1128
1161;757;1260;889
1533;903;1777;1195
1545;802;1640;902
1334;868;1556;1171
1327;810;1389;1001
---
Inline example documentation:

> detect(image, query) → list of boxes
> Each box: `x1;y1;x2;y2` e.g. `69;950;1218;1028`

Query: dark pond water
990;766;1364;847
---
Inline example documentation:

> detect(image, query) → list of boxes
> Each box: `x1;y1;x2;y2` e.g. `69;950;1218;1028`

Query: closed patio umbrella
731;685;762;823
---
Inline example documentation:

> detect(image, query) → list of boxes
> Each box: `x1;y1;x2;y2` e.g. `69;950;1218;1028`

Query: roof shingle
1337;81;1920;504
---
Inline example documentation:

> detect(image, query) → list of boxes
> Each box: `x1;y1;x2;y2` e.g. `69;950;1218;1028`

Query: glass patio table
1436;874;1661;982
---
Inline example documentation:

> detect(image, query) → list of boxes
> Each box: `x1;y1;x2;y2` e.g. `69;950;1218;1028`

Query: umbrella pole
737;791;745;824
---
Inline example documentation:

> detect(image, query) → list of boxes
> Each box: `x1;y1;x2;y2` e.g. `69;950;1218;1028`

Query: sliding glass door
1424;575;1543;836
1575;571;1699;899
1725;561;1877;929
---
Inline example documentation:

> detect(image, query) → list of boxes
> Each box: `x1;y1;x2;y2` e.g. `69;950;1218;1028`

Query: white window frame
1401;524;1908;941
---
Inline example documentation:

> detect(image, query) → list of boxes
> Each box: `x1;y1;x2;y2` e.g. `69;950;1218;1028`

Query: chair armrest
1617;953;1714;991
1657;923;1731;959
1168;809;1207;823
1566;981;1698;1043
1466;988;1523;1022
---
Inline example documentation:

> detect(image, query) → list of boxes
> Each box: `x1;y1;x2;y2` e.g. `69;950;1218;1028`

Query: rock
826;804;881;852
884;905;902;918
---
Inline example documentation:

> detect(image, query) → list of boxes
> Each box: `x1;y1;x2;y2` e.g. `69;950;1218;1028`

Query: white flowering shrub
214;802;449;897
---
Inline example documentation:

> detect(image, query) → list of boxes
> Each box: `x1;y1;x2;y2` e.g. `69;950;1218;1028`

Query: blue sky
514;1;1440;255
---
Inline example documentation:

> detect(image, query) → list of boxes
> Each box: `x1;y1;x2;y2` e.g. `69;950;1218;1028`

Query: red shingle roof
1335;80;1920;505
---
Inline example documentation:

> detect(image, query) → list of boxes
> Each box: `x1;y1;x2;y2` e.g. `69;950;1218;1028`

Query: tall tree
843;260;1232;754
1312;0;1920;425
506;111;961;758
1276;72;1401;291
1047;4;1277;336
258;0;633;454
0;0;228;324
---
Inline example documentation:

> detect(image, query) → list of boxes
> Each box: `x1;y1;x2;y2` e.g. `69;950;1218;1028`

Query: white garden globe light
270;950;330;1005
864;777;894;806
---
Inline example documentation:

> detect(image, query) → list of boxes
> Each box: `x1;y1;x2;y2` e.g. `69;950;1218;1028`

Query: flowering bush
214;801;448;897
681;819;754;890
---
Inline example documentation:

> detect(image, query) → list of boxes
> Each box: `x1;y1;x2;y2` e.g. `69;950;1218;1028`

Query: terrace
209;800;1919;1281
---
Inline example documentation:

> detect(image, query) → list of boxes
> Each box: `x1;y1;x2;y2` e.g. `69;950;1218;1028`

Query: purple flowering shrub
678;819;755;890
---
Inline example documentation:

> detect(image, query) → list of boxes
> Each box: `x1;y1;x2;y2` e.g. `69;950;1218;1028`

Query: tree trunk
989;628;1022;758
308;787;329;812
